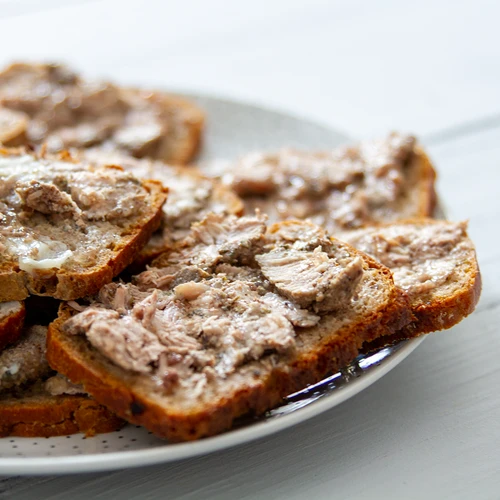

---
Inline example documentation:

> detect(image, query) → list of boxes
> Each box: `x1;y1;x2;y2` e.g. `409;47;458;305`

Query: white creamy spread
19;249;73;273
7;237;72;273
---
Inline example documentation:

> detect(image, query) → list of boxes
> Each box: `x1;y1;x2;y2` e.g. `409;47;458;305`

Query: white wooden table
1;1;500;498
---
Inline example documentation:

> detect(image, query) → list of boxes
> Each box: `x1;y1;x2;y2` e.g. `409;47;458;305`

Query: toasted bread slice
0;148;167;301
0;107;27;147
0;301;25;352
47;216;411;441
0;325;124;437
82;150;244;267
202;133;437;235
0;387;125;438
343;219;481;348
0;62;204;164
119;89;204;164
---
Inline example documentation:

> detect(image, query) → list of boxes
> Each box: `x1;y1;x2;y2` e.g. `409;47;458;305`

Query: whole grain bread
47;217;412;441
0;324;125;437
0;108;27;147
0;62;204;164
0;301;25;352
0;148;167;301
0;388;125;438
343;219;481;348
81;150;244;267
201;133;437;236
120;89;204;165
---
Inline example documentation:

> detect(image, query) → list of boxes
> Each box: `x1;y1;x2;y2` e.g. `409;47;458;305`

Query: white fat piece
8;239;73;273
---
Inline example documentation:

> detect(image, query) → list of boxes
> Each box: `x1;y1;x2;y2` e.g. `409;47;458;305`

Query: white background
0;1;499;499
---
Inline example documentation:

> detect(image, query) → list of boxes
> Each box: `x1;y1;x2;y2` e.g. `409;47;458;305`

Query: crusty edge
0;179;167;301
363;257;482;351
156;94;205;165
359;218;482;350
47;255;412;442
0;395;125;438
414;147;438;218
0;301;25;351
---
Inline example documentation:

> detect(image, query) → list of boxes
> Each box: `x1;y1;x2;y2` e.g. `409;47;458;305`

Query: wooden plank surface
0;1;499;498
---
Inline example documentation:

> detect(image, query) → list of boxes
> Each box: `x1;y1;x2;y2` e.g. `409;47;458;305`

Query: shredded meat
82;150;240;246
185;213;267;266
216;133;417;233
345;222;468;298
0;152;163;273
16;180;82;218
64;217;365;395
0;325;51;392
69;170;147;220
259;292;319;327
135;265;210;291
256;247;363;312
44;373;86;396
64;307;166;374
66;275;299;382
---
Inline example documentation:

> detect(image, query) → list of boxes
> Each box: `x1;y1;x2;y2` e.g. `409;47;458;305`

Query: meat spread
0;151;162;274
0;325;51;392
44;373;87;396
212;133;419;235
141;213;268;274
345;221;470;298
256;248;363;312
65;215;365;395
82;150;243;249
0;63;183;160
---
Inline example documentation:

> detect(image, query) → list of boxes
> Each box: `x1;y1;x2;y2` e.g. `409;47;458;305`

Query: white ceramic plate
0;94;424;475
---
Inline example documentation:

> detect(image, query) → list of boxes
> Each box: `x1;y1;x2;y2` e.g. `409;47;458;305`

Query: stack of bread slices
0;62;480;441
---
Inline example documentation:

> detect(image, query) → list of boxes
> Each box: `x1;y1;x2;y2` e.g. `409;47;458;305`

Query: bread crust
359;219;482;351
47;250;412;442
0;393;125;437
0;171;167;301
0;302;25;352
415;147;438;218
363;255;482;351
155;94;205;165
0;108;28;147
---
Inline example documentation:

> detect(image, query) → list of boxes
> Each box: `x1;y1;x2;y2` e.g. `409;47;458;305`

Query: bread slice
82;150;244;267
0;107;27;147
343;219;481;348
0;386;125;438
0;301;25;352
0;62;204;164
0;148;167;301
47;216;412;441
118;88;204;164
202;133;437;236
0;324;124;437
